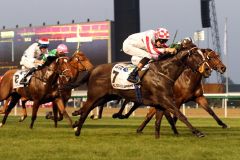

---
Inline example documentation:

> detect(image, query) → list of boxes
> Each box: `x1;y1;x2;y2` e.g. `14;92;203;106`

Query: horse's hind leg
195;96;227;128
0;94;21;127
19;100;28;122
0;97;11;114
123;102;140;119
112;99;128;119
136;107;156;133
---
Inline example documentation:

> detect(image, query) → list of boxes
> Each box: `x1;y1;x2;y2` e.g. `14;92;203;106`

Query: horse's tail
62;70;92;90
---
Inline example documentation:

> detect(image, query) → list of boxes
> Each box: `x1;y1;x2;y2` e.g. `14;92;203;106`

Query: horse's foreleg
54;98;72;127
196;96;227;128
30;102;40;129
136;107;156;133
97;105;104;119
164;111;179;135
161;99;205;137
155;108;164;139
19;100;28;122
75;100;96;136
52;103;58;128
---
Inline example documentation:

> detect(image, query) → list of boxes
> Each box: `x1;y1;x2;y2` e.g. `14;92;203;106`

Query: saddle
13;70;32;88
111;63;148;90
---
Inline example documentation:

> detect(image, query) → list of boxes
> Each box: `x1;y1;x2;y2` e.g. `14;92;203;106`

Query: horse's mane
39;56;58;69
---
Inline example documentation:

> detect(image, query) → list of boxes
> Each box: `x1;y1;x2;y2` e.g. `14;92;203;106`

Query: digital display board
0;21;113;76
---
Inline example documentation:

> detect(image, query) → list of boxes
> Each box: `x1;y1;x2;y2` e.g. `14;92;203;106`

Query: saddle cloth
13;70;32;88
111;63;148;90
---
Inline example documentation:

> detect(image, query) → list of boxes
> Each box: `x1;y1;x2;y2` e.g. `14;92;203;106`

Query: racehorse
72;41;212;138
47;50;94;124
112;48;227;135
0;56;73;128
0;51;94;127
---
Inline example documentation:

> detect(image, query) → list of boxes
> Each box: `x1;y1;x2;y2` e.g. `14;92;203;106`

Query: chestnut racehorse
0;51;94;128
0;56;73;128
72;41;212;138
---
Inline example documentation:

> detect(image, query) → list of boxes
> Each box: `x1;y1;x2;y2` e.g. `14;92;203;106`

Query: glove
165;48;177;54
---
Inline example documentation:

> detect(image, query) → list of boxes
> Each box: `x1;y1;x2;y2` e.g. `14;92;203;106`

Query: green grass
0;116;240;160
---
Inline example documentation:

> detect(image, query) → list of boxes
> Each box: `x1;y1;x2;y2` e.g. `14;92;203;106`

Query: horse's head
201;48;226;74
69;50;94;72
56;56;74;85
178;46;212;78
41;56;73;86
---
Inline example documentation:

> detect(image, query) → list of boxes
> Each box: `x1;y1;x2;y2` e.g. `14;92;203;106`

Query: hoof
75;130;80;136
193;130;205;138
72;111;80;116
0;123;3;127
136;130;143;134
90;115;95;119
118;115;126;119
72;121;78;128
19;116;27;122
222;124;228;129
112;113;119;119
45;112;52;119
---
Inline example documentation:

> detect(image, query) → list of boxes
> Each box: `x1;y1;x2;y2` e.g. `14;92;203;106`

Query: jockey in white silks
122;28;177;84
19;38;49;85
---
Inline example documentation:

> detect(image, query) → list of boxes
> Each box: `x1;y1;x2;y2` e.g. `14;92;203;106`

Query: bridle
204;50;222;70
56;56;73;86
69;53;88;72
186;47;211;73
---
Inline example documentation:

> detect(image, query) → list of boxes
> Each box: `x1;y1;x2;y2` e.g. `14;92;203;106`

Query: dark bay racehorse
0;51;94;127
72;44;212;138
0;56;73;128
112;48;227;134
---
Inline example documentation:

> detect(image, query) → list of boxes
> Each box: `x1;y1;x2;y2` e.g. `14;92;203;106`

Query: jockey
122;27;177;84
42;44;69;61
19;38;49;85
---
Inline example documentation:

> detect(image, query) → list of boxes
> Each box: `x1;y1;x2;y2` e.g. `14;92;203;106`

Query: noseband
187;47;210;73
70;53;88;72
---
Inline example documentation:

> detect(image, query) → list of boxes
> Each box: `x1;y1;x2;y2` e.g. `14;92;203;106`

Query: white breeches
122;38;151;59
20;56;38;69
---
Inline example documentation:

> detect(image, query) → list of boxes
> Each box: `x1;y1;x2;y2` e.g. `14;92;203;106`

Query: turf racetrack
0;116;240;160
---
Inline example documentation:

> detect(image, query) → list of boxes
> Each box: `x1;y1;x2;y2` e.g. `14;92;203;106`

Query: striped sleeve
143;34;165;55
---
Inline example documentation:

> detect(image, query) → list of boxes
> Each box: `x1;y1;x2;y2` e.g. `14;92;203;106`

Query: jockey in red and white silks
122;28;177;84
123;29;168;62
20;38;49;69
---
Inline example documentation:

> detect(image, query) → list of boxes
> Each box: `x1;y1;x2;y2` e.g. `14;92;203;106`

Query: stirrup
19;78;28;85
127;76;140;84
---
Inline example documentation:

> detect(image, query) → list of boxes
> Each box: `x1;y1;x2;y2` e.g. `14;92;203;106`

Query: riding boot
127;57;150;84
127;67;140;84
20;67;36;85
